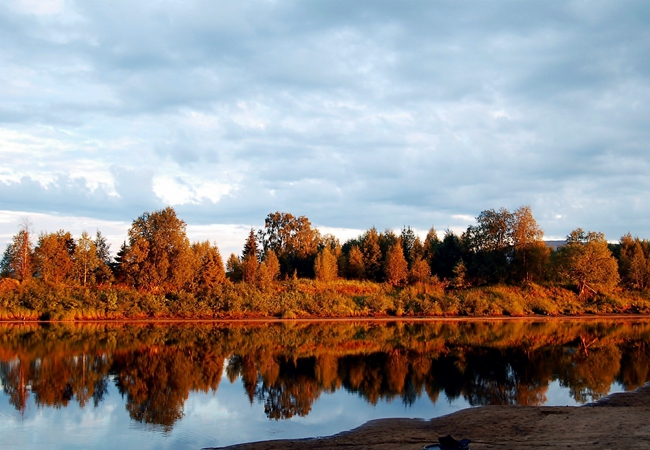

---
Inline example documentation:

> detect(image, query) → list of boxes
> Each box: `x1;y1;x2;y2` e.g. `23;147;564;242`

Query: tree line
0;205;649;318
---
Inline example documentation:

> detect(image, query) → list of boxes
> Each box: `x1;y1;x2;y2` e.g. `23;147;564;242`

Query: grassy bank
1;278;650;321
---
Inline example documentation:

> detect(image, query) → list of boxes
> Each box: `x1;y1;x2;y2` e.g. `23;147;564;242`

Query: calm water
1;319;649;449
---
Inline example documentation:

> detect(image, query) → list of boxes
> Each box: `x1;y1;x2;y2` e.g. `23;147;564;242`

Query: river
1;319;649;449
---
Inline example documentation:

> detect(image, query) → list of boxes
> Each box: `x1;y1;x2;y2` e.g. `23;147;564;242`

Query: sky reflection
0;364;603;450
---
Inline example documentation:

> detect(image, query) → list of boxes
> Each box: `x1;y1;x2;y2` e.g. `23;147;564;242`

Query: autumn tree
555;229;620;296
408;257;431;284
73;231;100;286
346;245;365;280
319;234;343;277
34;230;75;284
464;206;547;284
258;212;319;278
1;221;33;283
618;234;650;290
118;207;193;292
384;240;408;286
226;253;243;282
314;246;338;282
263;250;280;282
241;228;259;283
361;228;383;281
423;227;439;265
255;260;272;289
190;241;226;291
511;206;548;283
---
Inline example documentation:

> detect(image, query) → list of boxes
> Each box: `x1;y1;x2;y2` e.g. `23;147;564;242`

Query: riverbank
1;279;650;321
211;383;650;450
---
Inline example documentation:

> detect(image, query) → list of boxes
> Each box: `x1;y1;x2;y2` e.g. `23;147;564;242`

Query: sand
210;383;650;450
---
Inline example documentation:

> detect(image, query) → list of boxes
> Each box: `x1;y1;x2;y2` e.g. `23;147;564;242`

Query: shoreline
210;383;650;450
3;313;650;325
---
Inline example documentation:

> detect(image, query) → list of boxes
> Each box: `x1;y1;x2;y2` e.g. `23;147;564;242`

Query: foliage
258;212;319;278
555;229;620;296
34;230;75;285
1;222;33;283
384;241;408;286
314;246;338;282
2;205;650;320
118;207;193;293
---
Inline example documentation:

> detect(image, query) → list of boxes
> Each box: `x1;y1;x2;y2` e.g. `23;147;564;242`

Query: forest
0;205;649;320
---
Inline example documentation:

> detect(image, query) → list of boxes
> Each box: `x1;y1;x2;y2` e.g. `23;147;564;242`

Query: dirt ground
210;383;650;450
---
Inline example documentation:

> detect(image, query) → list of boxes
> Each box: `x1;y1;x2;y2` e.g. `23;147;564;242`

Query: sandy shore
210;383;650;450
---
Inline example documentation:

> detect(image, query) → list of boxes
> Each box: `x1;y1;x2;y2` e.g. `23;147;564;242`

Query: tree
93;231;114;285
242;228;259;262
73;231;100;286
618;234;650;290
226;253;243;282
384;240;408;287
346;245;365;280
464;208;513;284
435;230;463;280
410;236;425;268
190;241;226;291
511;206;548;283
241;228;259;283
361;228;383;281
400;226;417;266
263;250;280;282
241;255;259;283
34;230;75;284
314;246;338;282
423;226;440;274
556;229;620;296
408;257;431;284
1;221;33;283
255;261;272;289
118;207;193;292
450;260;469;289
258;212;319;277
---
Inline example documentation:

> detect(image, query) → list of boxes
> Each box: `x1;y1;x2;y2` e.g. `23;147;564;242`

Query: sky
1;0;649;256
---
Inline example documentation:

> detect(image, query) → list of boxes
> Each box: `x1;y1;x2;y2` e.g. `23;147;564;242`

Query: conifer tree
191;241;226;291
241;228;259;283
93;231;114;285
1;222;33;283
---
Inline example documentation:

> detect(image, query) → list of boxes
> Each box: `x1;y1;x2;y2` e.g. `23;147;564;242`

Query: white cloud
0;0;648;241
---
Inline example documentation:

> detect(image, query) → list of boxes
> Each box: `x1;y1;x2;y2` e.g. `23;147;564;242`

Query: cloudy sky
1;0;649;255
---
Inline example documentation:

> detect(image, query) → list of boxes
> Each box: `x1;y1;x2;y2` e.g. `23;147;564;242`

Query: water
0;319;649;449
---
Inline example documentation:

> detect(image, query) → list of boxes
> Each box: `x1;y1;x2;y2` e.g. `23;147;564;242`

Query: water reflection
1;320;649;432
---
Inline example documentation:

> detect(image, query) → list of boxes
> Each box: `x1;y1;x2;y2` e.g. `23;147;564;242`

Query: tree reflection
0;320;649;430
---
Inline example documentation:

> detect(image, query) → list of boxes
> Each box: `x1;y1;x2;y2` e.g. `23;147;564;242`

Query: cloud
0;0;649;250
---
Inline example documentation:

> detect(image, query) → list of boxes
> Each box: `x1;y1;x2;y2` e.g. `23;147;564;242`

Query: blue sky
1;0;649;255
